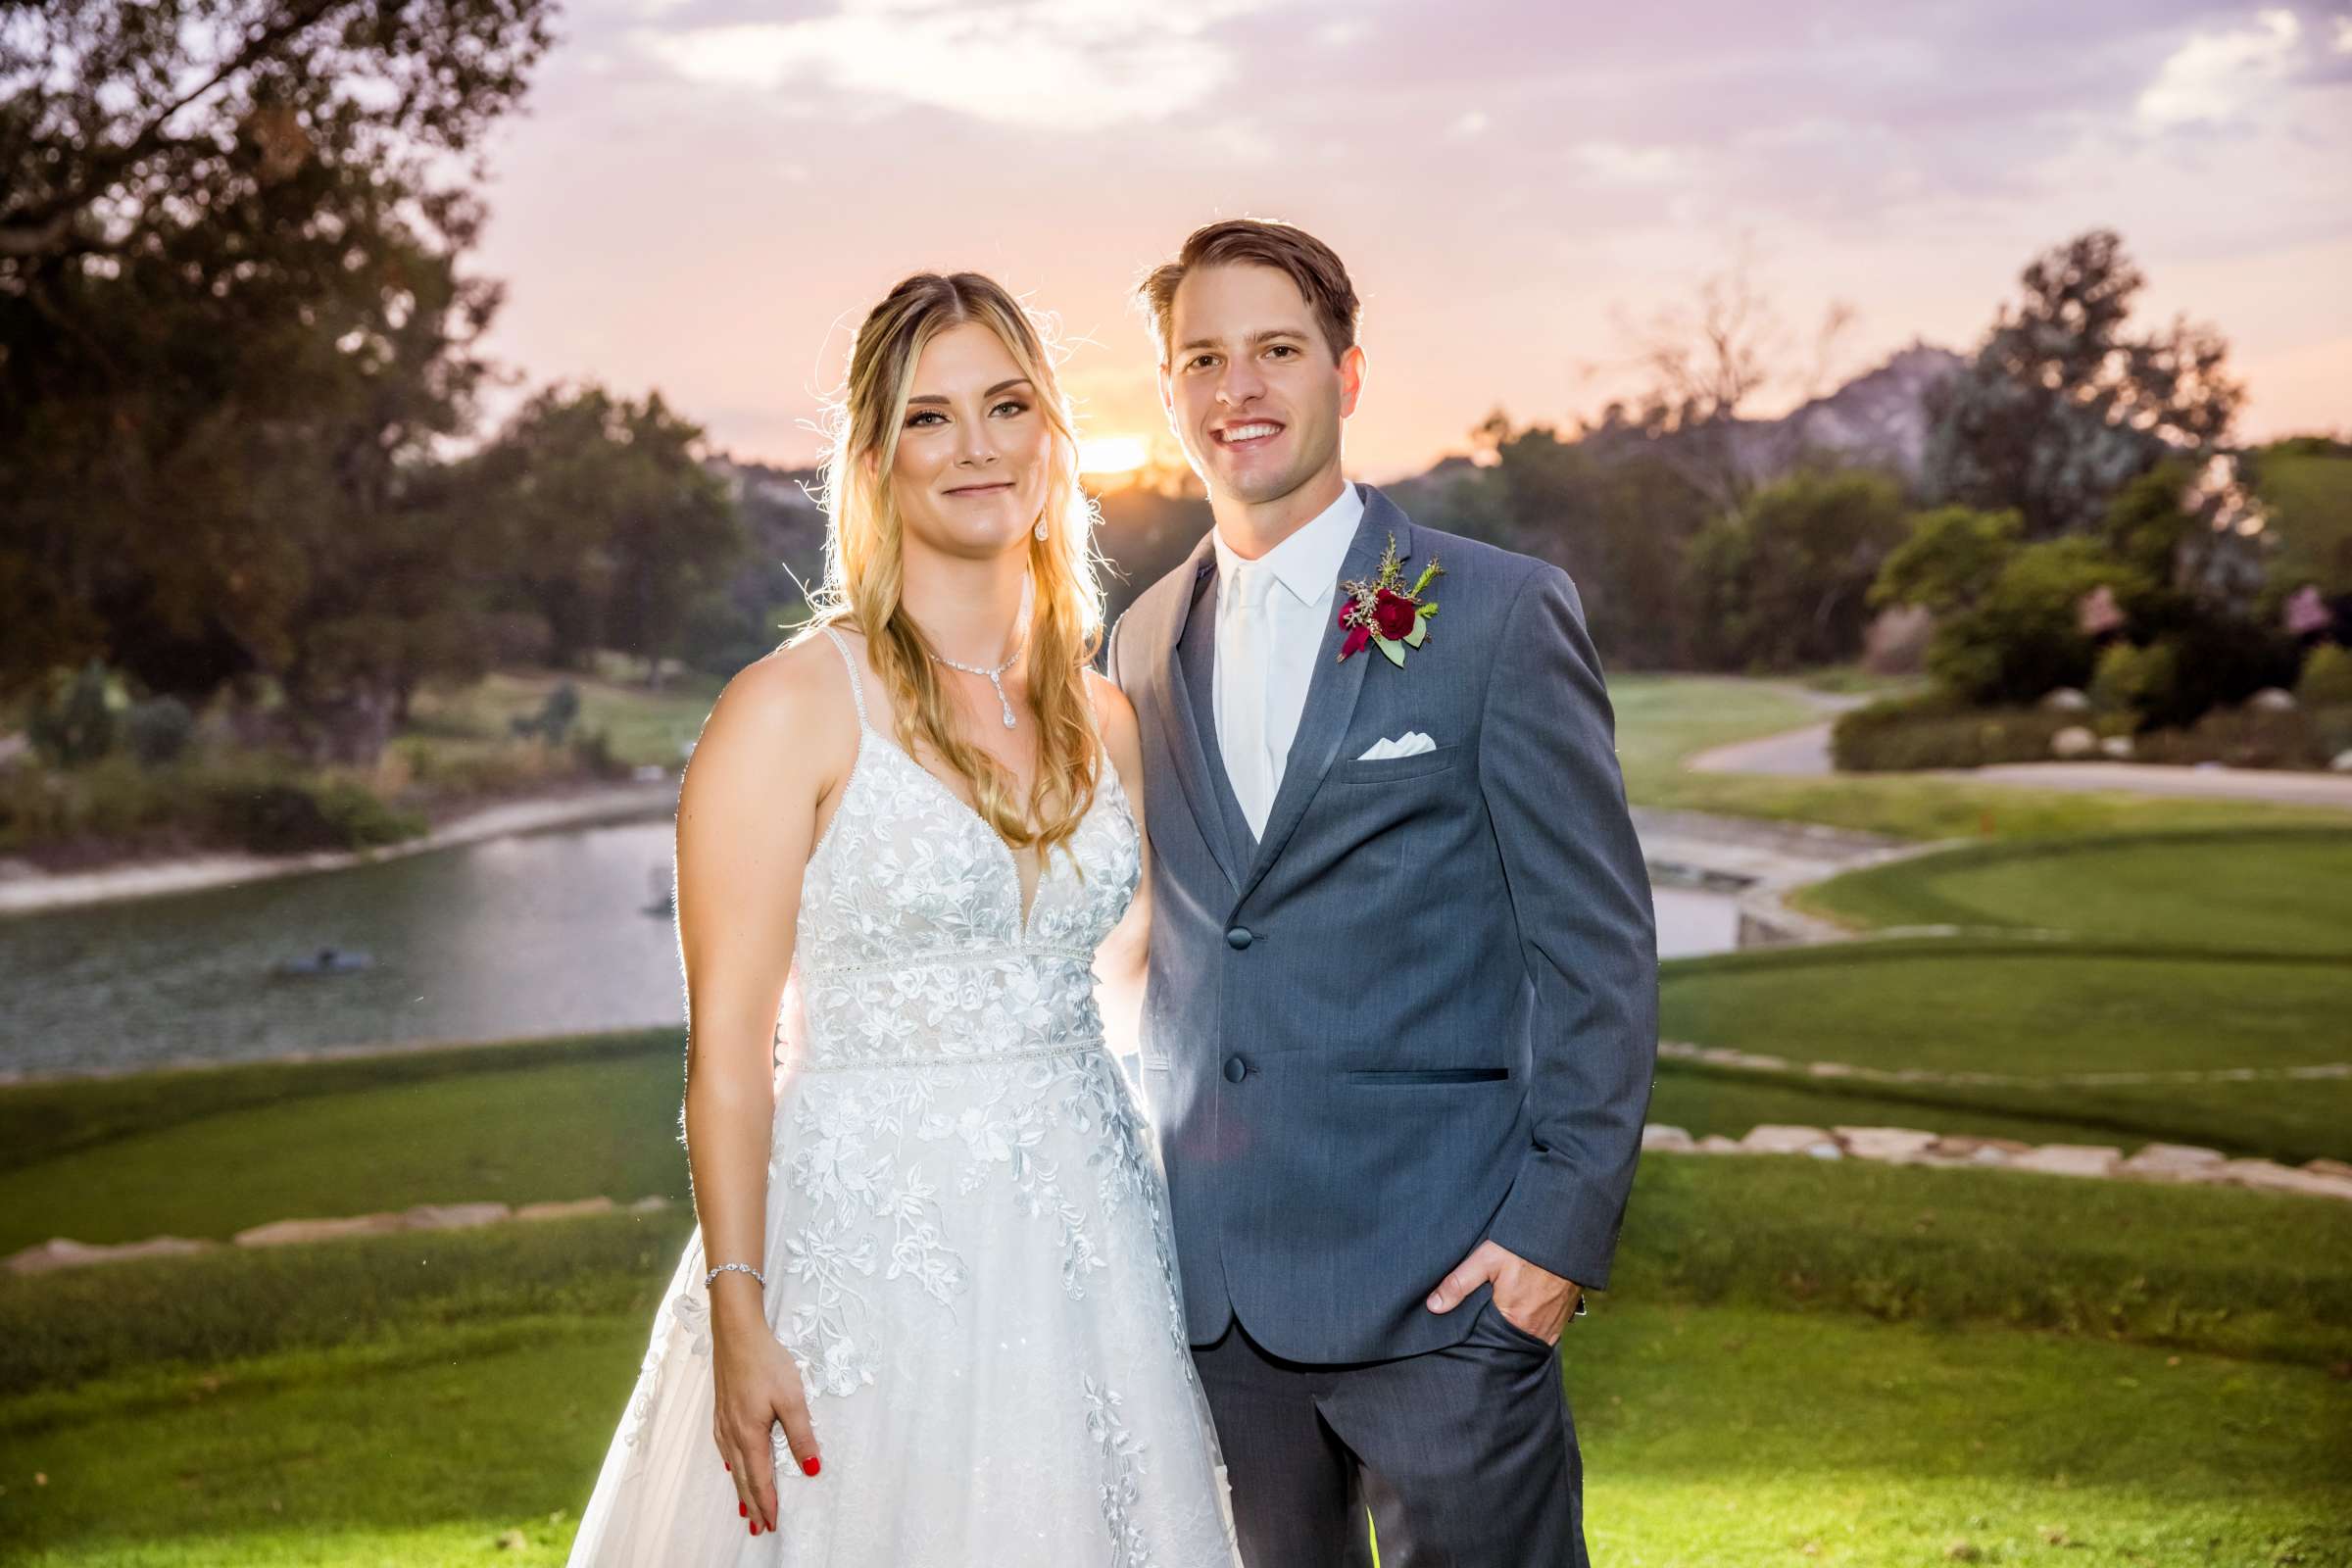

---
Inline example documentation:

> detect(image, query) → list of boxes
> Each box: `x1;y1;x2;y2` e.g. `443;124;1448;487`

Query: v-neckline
859;722;1051;938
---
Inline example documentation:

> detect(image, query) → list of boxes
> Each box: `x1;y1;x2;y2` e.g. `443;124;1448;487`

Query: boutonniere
1336;533;1443;666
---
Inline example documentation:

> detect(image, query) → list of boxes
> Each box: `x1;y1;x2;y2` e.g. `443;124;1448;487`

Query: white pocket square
1355;731;1436;761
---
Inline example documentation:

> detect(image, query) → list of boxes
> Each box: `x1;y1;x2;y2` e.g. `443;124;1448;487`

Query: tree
0;0;555;759
1922;229;2242;539
1606;236;1857;521
465;387;750;679
1683;471;1910;670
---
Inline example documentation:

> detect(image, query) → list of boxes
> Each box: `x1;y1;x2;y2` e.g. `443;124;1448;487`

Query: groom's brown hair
1140;219;1360;366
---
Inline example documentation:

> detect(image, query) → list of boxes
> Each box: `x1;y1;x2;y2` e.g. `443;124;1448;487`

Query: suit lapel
1153;529;1245;889
1234;488;1414;906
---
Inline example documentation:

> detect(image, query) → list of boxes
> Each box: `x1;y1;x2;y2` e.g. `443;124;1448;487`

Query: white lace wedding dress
566;626;1238;1567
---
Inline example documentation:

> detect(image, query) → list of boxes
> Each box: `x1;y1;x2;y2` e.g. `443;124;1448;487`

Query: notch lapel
1234;489;1414;906
1153;530;1245;889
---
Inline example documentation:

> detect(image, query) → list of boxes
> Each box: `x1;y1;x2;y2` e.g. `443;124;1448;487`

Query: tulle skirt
565;1045;1239;1566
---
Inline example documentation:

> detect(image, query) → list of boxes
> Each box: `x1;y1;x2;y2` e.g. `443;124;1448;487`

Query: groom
1104;219;1659;1565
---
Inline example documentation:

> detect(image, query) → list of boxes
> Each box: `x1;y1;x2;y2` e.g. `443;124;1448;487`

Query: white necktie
1223;561;1277;839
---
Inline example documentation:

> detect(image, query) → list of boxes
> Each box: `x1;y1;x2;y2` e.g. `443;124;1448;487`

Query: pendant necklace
927;573;1031;730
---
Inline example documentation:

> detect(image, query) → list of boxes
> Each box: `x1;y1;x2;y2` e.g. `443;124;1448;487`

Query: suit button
1225;926;1253;950
1223;1056;1248;1083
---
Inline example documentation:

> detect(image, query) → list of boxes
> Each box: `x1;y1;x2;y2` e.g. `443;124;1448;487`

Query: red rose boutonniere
1336;533;1443;666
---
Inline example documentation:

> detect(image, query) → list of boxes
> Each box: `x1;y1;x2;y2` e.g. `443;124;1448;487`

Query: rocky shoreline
0;776;680;917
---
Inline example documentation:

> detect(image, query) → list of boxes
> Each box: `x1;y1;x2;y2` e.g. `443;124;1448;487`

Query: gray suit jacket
1105;483;1658;1364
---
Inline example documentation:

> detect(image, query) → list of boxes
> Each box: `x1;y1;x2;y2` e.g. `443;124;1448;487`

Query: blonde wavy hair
803;272;1107;866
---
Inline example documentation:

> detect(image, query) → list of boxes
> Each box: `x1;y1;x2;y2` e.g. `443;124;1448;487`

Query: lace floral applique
1085;1375;1154;1567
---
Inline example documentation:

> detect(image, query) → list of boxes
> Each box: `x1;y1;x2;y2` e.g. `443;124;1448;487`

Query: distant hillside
1743;342;1965;482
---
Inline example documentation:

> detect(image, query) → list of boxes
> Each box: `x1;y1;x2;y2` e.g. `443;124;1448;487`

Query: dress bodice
785;626;1141;1072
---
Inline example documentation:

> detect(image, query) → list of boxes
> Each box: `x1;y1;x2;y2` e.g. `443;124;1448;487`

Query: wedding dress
566;625;1238;1567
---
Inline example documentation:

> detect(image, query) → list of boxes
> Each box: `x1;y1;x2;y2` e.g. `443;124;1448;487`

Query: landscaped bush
2131;704;2333;769
121;695;196;765
25;660;121;765
1830;691;2087;770
201;776;424;854
2087;639;2179;728
2298;643;2352;707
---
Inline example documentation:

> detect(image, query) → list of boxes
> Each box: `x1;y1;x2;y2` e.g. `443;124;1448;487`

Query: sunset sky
468;0;2352;479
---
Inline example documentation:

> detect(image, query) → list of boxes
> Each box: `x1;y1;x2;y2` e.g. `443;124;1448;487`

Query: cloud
2136;7;2303;128
1570;140;1690;186
629;0;1266;129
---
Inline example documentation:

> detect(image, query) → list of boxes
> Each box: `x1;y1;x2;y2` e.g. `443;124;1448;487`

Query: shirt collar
1211;481;1364;609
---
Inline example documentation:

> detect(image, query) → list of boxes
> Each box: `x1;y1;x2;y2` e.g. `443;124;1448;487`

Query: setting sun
1078;434;1149;474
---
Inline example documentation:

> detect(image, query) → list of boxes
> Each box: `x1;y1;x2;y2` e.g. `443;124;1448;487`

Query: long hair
803;272;1107;865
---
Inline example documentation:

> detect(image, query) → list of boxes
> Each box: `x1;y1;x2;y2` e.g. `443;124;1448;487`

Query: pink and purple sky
468;0;2352;479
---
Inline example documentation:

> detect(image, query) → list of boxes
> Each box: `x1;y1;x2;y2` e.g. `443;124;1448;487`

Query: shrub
1924;538;2155;707
26;659;120;765
2298;643;2352;707
202;777;424;855
2087;640;2179;729
1831;691;2082;771
509;681;581;744
122;696;196;766
2132;705;2325;769
569;724;623;779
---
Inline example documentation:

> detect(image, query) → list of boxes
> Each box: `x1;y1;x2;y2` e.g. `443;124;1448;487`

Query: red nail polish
803;1455;821;1477
749;1521;759;1536
723;1461;731;1472
738;1502;747;1517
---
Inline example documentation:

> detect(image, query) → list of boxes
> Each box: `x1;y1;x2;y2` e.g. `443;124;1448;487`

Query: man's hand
1426;1240;1583;1345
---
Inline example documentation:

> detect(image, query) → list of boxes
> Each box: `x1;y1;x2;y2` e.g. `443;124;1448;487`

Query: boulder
2098;734;2134;760
1926;1134;2031;1161
235;1212;408;1248
1641;1124;1695;1152
2247;687;2297;711
1693;1135;1747;1153
515;1197;617;1222
2118;1143;2228;1181
2050;725;2098;760
1741;1124;1841;1157
2009;1145;2123;1178
5;1235;220;1276
2332;750;2352;774
2306;1158;2352;1180
404;1201;513;1231
1832;1126;1940;1162
628;1195;674;1212
2038;687;2091;711
2219;1159;2352;1200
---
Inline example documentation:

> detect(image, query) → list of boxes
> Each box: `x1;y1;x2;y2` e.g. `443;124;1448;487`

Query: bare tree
1597;235;1858;520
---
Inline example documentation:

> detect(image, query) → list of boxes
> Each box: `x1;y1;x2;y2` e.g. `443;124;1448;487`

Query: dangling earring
1034;515;1049;542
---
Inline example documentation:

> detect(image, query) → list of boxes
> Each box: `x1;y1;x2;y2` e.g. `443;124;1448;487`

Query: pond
0;818;1747;1079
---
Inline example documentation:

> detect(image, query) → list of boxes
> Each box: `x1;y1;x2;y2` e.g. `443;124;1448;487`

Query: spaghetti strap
818;624;869;730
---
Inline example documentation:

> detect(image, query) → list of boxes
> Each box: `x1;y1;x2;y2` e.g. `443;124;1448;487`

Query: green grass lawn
1660;942;2352;1164
403;668;722;772
1609;674;2348;840
4;1273;2343;1566
2;1030;2347;1565
1794;827;2352;950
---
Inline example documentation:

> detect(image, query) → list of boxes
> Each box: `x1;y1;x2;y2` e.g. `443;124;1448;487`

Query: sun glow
1078;435;1150;474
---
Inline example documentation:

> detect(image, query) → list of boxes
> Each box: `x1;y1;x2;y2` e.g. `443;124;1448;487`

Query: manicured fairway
2;1294;2341;1567
1794;827;2352;950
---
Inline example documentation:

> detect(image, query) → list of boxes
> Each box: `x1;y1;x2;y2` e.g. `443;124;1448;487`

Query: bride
565;272;1238;1565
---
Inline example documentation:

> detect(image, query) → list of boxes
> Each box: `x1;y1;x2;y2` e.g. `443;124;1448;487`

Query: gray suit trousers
1193;1283;1587;1568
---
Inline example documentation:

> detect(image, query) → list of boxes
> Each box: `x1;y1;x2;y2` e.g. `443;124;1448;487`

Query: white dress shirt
1211;481;1365;840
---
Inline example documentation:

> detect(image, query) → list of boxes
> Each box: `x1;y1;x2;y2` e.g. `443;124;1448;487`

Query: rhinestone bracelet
705;1260;767;1291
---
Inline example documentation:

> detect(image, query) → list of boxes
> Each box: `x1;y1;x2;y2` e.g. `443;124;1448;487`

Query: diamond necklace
926;639;1020;733
925;576;1031;730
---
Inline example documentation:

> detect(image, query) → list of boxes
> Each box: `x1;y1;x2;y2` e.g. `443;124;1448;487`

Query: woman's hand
710;1280;820;1537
